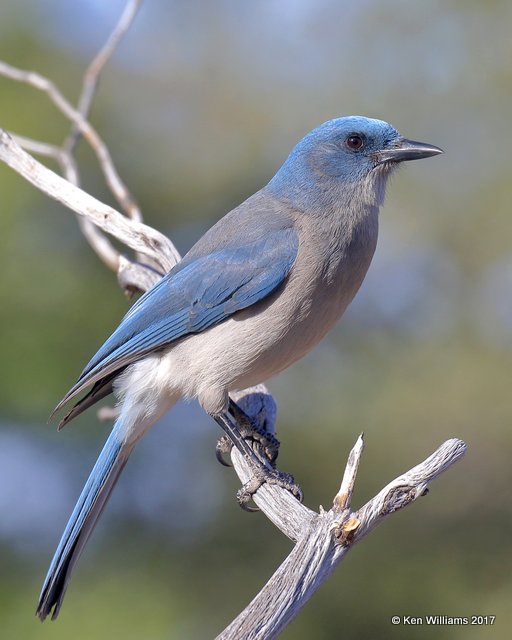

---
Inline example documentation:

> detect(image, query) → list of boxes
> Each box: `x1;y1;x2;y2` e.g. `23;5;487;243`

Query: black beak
375;138;443;164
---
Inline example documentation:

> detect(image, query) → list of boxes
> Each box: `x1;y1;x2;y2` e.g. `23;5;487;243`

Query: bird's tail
36;425;135;621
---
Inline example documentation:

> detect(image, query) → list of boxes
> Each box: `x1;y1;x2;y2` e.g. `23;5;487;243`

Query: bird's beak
375;138;443;165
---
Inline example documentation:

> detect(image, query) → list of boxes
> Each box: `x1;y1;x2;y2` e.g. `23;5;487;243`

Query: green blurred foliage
0;1;511;638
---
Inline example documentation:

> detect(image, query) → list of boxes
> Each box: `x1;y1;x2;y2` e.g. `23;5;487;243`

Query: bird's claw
249;429;280;467
216;400;301;510
236;464;304;511
215;435;233;467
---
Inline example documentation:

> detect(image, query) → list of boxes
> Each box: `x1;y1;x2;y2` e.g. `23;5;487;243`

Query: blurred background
0;1;511;638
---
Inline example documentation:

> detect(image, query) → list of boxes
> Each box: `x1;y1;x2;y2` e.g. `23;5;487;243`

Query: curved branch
1;2;156;283
64;0;142;155
0;129;180;273
61;0;149;277
0;59;141;222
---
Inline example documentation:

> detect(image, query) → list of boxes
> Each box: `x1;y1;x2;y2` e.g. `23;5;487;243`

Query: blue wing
55;224;298;417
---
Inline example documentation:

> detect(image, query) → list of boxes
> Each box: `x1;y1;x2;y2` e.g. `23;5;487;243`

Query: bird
36;116;442;620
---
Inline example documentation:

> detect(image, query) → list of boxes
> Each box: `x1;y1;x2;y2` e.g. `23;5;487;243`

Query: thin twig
333;432;364;510
61;1;144;280
350;438;467;541
64;0;141;155
0;60;141;221
12;129;122;273
0;129;179;272
1;3;152;284
12;134;63;161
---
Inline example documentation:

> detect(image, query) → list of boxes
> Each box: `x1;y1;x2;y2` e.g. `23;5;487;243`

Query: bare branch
333;432;364;510
0;60;141;221
1;3;149;285
12;134;63;161
59;0;149;278
350;438;467;541
0;128;180;273
219;437;467;640
64;0;142;155
117;253;163;293
11;130;122;273
77;217;122;272
10;141;123;286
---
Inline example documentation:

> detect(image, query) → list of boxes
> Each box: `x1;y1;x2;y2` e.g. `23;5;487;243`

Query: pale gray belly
164;248;373;405
162;212;378;412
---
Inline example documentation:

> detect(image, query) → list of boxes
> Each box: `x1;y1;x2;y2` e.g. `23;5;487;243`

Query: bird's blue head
266;116;442;211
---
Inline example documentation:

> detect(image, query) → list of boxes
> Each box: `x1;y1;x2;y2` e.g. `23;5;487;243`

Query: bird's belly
161;271;357;413
234;281;354;387
161;216;377;414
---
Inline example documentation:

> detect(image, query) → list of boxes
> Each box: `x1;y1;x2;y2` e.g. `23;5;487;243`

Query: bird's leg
229;399;281;465
215;400;280;467
212;404;303;510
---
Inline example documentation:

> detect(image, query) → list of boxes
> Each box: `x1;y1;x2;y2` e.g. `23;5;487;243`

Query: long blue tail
36;425;135;621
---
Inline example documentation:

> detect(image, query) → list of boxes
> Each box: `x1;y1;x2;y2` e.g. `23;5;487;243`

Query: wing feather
53;225;298;418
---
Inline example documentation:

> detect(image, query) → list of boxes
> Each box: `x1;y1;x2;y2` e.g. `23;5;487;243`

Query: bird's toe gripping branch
236;466;304;511
212;399;303;510
215;400;281;468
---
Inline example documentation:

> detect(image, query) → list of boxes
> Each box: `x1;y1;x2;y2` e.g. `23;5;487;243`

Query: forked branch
220;416;466;640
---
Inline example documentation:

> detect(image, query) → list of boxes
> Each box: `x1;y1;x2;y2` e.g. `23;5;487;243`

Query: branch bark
0;129;178;275
0;59;141;222
218;433;466;640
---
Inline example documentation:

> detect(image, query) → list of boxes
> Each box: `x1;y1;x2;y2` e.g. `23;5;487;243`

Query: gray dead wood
219;408;466;640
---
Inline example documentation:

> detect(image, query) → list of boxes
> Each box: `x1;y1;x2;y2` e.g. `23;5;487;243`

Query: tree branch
219;434;467;640
0;129;179;275
60;0;149;278
0;59;141;222
63;0;142;155
0;2;148;284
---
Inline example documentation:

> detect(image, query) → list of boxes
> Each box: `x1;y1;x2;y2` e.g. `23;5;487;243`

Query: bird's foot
229;401;281;466
212;402;302;511
215;403;281;468
236;464;304;512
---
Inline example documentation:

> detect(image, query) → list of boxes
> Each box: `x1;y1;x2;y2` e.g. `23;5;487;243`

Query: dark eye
346;134;364;150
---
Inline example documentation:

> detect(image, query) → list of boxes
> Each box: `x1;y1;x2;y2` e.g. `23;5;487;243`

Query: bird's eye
346;134;364;151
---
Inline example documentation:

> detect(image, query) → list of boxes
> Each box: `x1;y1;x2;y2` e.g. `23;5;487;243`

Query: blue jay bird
36;116;442;620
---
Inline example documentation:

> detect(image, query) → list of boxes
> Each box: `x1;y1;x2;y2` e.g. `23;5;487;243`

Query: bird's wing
54;225;298;415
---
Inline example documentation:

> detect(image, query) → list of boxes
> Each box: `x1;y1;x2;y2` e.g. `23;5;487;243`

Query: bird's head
266;116;442;210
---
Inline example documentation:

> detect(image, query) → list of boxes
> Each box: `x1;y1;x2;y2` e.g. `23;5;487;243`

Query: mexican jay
36;116;442;620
